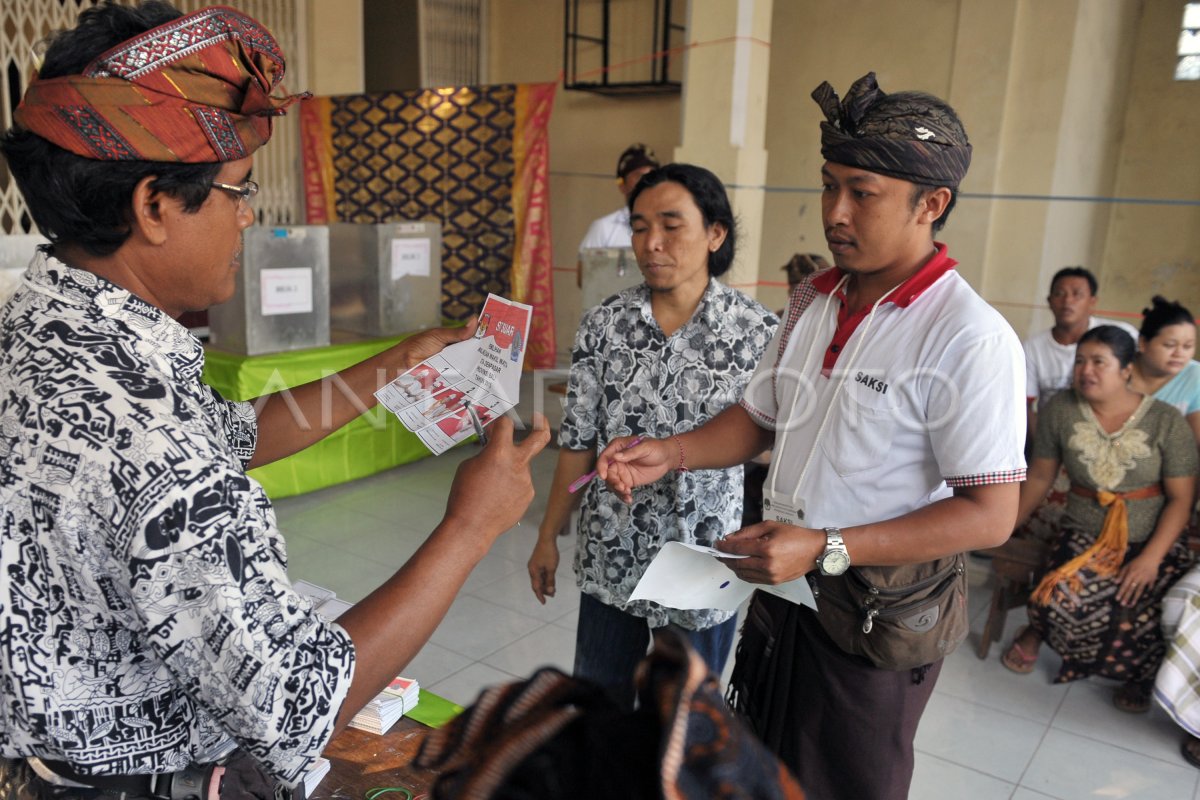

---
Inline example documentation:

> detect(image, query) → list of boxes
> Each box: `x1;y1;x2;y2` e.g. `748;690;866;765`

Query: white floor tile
426;661;521;707
1021;728;1198;800
1051;679;1186;764
285;540;399;603
296;518;425;568
482;622;576;677
909;753;1016;800
277;501;389;544
914;692;1047;783
1010;789;1065;800
552;605;580;631
428;594;544;659
402;641;473;689
935;637;1070;725
468;548;580;623
461;550;525;593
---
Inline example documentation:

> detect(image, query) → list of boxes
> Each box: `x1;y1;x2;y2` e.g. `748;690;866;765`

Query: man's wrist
437;515;501;551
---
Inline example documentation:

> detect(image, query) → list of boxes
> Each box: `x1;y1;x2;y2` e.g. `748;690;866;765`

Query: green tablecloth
203;336;431;499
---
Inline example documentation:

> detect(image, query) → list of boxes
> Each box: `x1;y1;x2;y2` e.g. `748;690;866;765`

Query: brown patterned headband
812;72;971;188
13;5;307;162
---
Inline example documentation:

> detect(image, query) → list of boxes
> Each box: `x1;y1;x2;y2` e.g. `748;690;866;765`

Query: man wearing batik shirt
0;3;546;797
598;74;1026;800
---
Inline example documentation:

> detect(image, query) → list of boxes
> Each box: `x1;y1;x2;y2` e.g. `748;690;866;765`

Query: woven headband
812;72;971;188
13;5;307;162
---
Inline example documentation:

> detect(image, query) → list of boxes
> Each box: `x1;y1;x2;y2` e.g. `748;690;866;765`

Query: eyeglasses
211;179;259;203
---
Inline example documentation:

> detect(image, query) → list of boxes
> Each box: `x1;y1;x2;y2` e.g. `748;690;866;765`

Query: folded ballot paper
375;294;531;455
348;676;421;735
629;542;817;611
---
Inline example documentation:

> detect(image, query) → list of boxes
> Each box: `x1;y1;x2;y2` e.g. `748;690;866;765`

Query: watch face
821;550;851;575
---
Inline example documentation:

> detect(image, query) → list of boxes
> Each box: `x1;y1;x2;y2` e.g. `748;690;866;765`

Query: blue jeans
573;592;737;711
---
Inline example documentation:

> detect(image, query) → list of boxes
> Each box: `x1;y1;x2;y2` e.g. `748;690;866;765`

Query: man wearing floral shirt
528;163;778;710
0;3;545;797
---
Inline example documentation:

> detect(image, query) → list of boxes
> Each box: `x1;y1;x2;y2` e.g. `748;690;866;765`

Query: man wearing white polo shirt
597;73;1026;800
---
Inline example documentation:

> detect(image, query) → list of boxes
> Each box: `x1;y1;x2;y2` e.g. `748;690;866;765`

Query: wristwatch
816;527;851;576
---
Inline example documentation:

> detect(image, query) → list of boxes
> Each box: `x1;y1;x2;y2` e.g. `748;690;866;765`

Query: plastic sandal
1001;628;1038;674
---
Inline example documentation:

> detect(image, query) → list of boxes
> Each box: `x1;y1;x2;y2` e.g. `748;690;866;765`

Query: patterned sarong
1029;528;1193;686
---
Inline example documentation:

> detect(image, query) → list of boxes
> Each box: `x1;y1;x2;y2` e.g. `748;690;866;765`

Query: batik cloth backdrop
300;83;556;368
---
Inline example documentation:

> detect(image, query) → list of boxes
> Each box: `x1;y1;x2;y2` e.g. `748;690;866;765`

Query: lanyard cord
769;277;901;502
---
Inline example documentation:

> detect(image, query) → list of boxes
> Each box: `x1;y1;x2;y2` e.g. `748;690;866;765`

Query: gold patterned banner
299;83;556;368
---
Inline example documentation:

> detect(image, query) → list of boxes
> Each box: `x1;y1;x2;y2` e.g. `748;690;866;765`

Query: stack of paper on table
348;676;421;735
302;757;331;796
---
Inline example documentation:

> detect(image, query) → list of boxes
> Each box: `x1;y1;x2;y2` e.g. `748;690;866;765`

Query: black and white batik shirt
0;253;354;783
561;280;778;631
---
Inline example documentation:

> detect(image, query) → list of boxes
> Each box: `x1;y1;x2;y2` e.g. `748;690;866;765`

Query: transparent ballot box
580;247;641;311
328;221;443;338
207;226;330;356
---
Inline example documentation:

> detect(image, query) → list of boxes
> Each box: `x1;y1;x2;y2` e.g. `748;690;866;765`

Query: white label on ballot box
391;238;431;280
260;267;314;316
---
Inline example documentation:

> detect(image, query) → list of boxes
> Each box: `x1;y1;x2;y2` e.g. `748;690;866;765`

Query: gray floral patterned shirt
561;280;778;629
0;253;354;783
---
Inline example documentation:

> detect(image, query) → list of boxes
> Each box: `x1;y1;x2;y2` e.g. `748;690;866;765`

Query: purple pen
567;435;645;494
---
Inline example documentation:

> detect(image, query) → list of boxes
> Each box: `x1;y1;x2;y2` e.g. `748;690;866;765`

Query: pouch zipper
816;560;963;634
860;563;962;633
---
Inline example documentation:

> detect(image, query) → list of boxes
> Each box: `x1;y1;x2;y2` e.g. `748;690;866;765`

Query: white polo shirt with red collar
740;244;1027;531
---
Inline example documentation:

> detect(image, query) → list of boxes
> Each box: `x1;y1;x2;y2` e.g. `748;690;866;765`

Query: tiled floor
275;433;1198;800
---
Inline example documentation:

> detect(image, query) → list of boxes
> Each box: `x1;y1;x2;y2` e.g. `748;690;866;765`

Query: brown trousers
728;592;942;800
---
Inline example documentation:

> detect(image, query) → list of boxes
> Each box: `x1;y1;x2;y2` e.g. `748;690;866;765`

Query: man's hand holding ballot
596;410;822;589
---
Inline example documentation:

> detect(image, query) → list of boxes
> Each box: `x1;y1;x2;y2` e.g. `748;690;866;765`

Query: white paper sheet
629;542;817;611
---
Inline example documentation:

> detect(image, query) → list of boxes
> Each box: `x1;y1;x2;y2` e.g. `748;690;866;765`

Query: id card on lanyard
762;493;805;526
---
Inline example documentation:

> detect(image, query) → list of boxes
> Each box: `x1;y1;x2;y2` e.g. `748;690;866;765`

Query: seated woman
1002;326;1197;714
1130;295;1200;446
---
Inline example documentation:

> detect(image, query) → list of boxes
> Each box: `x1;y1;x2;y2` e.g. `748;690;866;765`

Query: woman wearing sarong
1002;326;1197;714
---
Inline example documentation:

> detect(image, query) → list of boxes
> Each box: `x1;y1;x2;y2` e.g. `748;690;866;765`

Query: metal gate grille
0;0;306;235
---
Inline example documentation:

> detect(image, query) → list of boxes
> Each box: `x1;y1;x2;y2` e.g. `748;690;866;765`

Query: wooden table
310;719;439;799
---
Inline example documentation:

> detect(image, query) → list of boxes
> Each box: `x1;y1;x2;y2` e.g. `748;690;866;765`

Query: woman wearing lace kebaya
1002;326;1197;714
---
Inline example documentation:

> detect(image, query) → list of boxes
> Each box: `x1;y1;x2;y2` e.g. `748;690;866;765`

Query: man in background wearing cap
0;2;546;797
574;143;660;286
597;73;1025;799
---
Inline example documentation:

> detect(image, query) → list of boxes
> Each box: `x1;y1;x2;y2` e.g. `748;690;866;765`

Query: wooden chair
975;536;1052;659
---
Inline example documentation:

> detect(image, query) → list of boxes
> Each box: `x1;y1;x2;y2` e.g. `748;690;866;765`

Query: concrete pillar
307;0;365;95
971;0;1140;337
674;0;773;297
